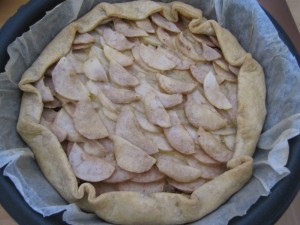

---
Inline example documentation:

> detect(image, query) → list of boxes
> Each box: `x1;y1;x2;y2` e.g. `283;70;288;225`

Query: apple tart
17;1;266;224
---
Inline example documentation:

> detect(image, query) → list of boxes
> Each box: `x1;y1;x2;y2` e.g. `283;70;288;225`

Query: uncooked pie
17;1;266;224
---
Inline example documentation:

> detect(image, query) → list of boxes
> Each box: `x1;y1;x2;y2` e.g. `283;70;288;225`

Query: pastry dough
17;1;266;224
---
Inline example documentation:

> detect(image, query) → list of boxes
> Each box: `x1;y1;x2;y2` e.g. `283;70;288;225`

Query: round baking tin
0;1;299;225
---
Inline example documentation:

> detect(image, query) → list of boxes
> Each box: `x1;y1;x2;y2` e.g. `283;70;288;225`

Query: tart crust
17;1;266;224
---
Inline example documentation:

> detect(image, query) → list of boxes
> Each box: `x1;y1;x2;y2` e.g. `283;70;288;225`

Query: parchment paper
0;0;300;224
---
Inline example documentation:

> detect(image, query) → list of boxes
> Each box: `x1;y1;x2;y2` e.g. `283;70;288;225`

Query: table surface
0;0;299;225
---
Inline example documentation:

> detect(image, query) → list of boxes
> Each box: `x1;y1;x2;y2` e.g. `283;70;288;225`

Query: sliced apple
73;33;95;45
213;62;237;82
53;108;86;142
66;49;90;74
190;62;214;84
193;146;220;166
135;79;183;109
168;178;206;193
72;35;93;48
156;73;196;94
88;30;102;45
101;152;115;163
83;140;109;158
61;51;86;76
99;138;114;153
103;27;134;51
144;92;171;128
83;56;108;82
118;180;165;193
73;101;108;139
63;102;76;117
108;61;139;87
223;134;236;151
132;45;159;72
131;166;165;183
156;27;175;48
156;47;179;65
101;107;118;122
116;106;158;155
86;80;119;113
183;124;198;141
164;111;196;155
102;84;140;104
151;13;180;33
170;109;188;127
73;69;90;85
103;45;133;66
112;135;156;173
139;44;176;71
52;57;89;101
97;109;116;135
95;24;109;35
104;164;136;183
191;34;216;47
175;32;204;61
187;89;210;105
43;77;55;94
98;89;121;112
44;97;61;109
214;58;229;71
154;151;187;165
197;127;233;163
141;35;162;46
68;143;115;182
49;123;67;143
145;132;173;152
203;71;232;110
99;36;108;49
55;93;72;105
157;47;194;70
156;158;202;182
35;78;54;102
134;78;154;97
64;142;74;156
90;46;109;71
114;19;149;37
130;100;145;113
136;18;155;33
72;43;94;50
134;110;161;133
185;97;227;130
202;43;221;61
186;156;226;179
220;82;238;125
155;91;183;109
41;108;57;123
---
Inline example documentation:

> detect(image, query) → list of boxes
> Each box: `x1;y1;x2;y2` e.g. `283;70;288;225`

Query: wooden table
0;1;299;225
